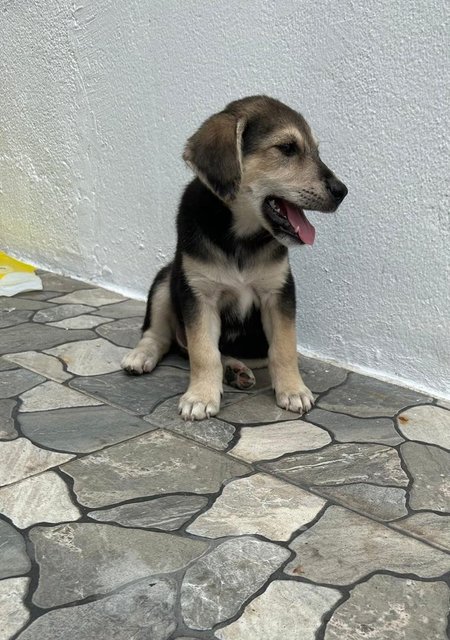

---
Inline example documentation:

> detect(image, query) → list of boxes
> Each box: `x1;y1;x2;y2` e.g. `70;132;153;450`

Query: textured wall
1;0;449;397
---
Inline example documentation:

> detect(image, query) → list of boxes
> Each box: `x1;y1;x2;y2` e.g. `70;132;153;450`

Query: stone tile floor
0;270;449;639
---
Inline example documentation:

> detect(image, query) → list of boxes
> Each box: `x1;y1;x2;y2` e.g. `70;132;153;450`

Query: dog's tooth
272;201;280;212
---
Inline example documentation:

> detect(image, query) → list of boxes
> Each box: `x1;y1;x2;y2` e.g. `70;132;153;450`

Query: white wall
1;0;449;398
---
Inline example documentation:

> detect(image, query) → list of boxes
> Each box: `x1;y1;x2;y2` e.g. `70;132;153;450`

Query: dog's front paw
121;349;157;375
178;387;221;420
275;384;314;414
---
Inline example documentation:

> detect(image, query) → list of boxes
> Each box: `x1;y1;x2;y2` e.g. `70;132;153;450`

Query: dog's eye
276;142;297;157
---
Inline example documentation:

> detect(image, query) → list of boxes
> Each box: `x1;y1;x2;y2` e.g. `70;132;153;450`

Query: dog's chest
220;270;258;317
192;260;288;318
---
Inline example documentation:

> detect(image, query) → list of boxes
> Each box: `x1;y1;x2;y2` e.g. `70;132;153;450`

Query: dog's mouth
263;197;316;245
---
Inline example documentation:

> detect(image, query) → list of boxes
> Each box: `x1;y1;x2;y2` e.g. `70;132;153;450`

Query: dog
121;96;347;420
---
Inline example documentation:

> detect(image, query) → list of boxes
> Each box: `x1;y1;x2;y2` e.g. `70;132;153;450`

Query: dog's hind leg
222;357;268;390
121;264;174;375
222;356;255;390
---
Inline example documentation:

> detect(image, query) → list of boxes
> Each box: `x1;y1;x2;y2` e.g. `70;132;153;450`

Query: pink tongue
282;201;316;245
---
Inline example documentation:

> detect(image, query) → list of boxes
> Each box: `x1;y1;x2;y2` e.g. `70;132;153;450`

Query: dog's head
183;95;348;246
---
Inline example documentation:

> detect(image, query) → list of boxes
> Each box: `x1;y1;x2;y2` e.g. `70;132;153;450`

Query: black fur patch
219;304;269;359
278;268;296;319
170;256;198;328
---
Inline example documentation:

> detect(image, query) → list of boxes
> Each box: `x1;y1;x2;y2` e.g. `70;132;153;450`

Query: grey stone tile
318;373;433;417
0;398;18;439
38;272;93;293
0;298;53;312
299;355;348;393
4;351;72;383
91;298;146;319
33;304;95;323
158;417;235;451
69;368;190;415
392;513;450;551
96;317;142;347
45;338;129;376
20;380;102;412
0;438;74;486
0;470;81;528
30;522;207;608
19;405;155;453
306;408;403;445
0;520;31;578
262;443;408;488
48;314;114;329
187;473;325;541
0;323;96;355
144;395;235;450
316;484;408;521
401;442;450;512
51;288;126;307
219;391;301;424
0;357;19;371
0;307;34;328
222;390;255;406
19;577;176;640
0;577;30;639
324;574;450;640
0;368;45;399
89;495;208;531
159;352;190;370
20;290;60;300
181;537;289;629
216;580;341;640
397;405;450;449
229;420;331;462
63;430;249;508
285;505;450;585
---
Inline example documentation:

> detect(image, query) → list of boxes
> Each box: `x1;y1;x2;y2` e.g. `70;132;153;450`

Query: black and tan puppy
122;96;347;420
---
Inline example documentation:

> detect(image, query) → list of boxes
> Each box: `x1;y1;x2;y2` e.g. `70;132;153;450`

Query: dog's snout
326;176;348;204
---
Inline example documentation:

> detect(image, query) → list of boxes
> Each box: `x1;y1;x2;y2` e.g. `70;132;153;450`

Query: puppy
122;96;347;420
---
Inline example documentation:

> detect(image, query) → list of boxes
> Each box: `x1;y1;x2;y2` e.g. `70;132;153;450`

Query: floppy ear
183;111;246;201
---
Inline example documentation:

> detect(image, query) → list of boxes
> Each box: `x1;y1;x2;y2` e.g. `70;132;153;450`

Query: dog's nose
326;176;348;203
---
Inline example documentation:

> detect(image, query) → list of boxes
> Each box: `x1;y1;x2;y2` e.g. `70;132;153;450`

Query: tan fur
182;251;289;319
178;297;223;420
121;275;174;374
234;150;332;236
261;300;313;412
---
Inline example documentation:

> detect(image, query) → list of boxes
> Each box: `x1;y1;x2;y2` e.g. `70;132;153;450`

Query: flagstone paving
0;398;18;440
0;270;449;639
4;351;72;383
324;574;450;640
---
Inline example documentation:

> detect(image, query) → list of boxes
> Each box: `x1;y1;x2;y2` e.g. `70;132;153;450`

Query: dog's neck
229;189;267;239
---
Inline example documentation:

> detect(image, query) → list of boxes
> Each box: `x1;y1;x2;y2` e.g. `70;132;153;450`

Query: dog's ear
183;112;246;201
